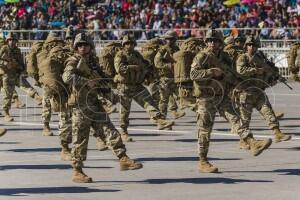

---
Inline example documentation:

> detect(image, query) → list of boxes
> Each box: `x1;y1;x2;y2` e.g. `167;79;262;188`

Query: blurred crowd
1;0;300;40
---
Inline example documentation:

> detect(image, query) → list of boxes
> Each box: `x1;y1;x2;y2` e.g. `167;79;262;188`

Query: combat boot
42;122;54;136
34;94;43;105
121;131;133;142
14;98;26;108
198;160;218;173
60;141;72;161
171;110;186;119
273;128;292;143
239;138;250;150
96;137;108;151
245;135;272;156
275;112;284;120
0;128;7;137
156;119;174;130
119;155;143;171
72;167;92;183
3;110;14;122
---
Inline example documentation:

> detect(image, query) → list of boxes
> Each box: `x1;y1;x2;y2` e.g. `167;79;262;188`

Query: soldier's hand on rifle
209;68;224;77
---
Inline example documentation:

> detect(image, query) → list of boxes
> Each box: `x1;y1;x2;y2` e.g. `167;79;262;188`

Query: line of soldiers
0;28;294;183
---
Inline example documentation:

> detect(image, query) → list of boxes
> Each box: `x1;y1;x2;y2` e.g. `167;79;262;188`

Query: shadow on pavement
0;186;120;196
137;156;241;162
175;138;239;143
225;168;300;175
2;147;61;153
0;164;71;170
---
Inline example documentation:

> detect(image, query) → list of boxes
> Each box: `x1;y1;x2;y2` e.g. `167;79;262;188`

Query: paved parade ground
0;82;299;200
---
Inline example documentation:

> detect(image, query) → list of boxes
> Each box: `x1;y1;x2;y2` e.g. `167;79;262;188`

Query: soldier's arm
236;54;257;77
190;53;214;81
63;58;89;87
114;51;130;74
154;49;171;69
287;46;298;73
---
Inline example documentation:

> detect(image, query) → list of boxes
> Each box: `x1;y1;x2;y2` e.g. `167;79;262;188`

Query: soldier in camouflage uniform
63;33;142;183
0;33;25;121
236;36;292;143
114;35;174;142
287;41;300;82
154;30;185;119
190;30;272;173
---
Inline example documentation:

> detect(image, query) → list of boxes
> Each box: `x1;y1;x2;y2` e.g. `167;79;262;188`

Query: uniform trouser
71;104;126;168
158;77;178;117
12;76;38;101
178;85;196;110
58;108;72;145
238;91;279;130
1;74;17;111
41;87;52;123
196;96;250;160
118;84;161;132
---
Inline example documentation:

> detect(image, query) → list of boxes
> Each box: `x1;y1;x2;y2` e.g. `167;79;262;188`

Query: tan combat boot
156;119;174;130
119;155;143;171
3;110;14;122
14;98;26;108
245;135;272;156
96;137;108;151
42;122;54;136
275;112;284;120
34;94;43;105
273;128;292;143
0;128;7;137
239;138;250;150
121;131;133;142
198;160;218;173
171;110;186;119
61;141;72;161
72;167;92;183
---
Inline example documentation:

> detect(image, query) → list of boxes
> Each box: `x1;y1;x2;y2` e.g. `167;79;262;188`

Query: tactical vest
99;41;122;78
0;45;23;73
114;50;146;84
288;43;300;68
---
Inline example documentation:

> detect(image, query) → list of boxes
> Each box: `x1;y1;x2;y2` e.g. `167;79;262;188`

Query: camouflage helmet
65;25;75;40
244;36;260;48
224;36;235;46
163;30;178;40
44;32;63;44
6;32;18;41
122;35;136;46
73;32;93;49
205;29;224;44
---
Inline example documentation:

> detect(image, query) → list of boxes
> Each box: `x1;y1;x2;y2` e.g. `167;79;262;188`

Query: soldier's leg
158;78;173;117
71;107;92;183
133;86;174;130
91;105;142;171
2;75;16;121
178;86;196;111
256;94;291;143
11;89;26;108
41;89;53;136
196;99;218;173
148;81;160;107
58;109;72;161
18;76;42;105
119;95;133;142
165;80;185;119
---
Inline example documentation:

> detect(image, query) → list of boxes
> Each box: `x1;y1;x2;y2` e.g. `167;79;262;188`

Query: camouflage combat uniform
287;42;300;82
63;33;142;183
236;36;291;143
114;35;174;141
191;30;272;173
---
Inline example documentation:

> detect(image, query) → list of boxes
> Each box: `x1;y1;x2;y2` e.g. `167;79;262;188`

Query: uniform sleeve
236;54;257;77
190;52;214;81
63;58;89;88
114;51;128;74
287;45;298;73
154;49;171;69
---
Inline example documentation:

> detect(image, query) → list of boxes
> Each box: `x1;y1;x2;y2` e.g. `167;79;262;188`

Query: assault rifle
257;51;293;90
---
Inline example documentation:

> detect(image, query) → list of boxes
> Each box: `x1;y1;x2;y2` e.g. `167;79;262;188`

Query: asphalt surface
0;82;299;200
